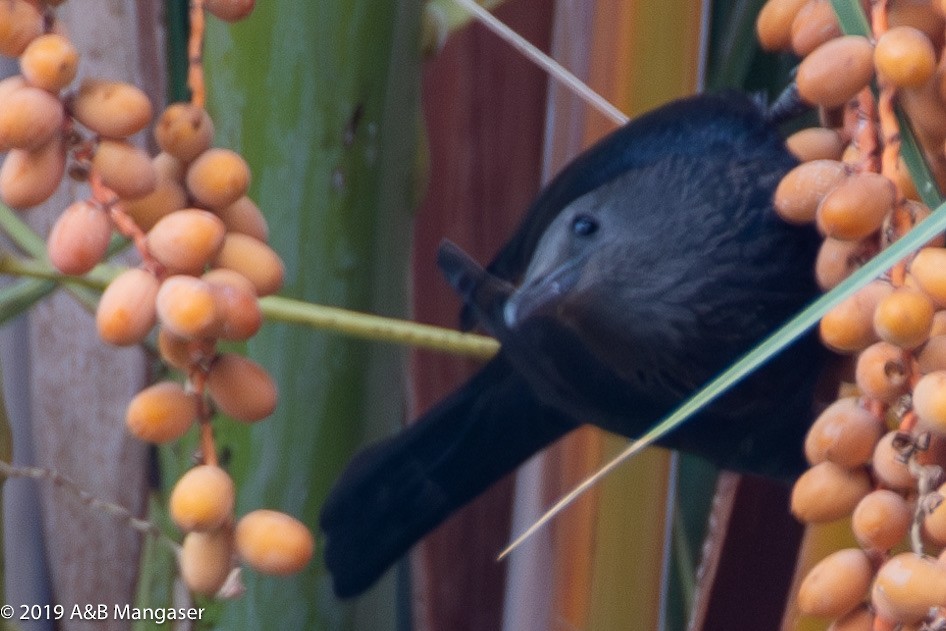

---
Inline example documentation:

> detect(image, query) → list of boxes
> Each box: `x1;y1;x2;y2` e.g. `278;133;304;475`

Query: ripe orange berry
47;200;111;276
851;489;911;551
797;548;872;618
92;140;157;200
0;75;26;102
214;196;269;242
155;275;218;339
910;247;946;307
873;288;934;349
96;268;160;345
125;381;197;443
804;397;883;468
71;79;154;139
0;0;43;57
201;268;257;296
790;461;872;523
816;172;896;240
206;353;277;422
154;103;214;163
918;335;946;373
212;233;284;296
122;162;188;232
756;0;810;51
874;26;936;88
872;552;946;625
19;33;79;93
0;85;64;151
156;328;209;371
0;135;66;209
785;127;845;162
890;1;944;44
180;528;233;596
797;35;875;108
913;371;946;435
872;431;916;491
146;209;226;275
790;0;841;57
151;151;185;183
186;148;250;209
774;159;849;225
855;341;910;402
815;237;873;291
235;510;314;576
204;270;262;341
169;465;236;532
211;290;261;341
820;280;893;353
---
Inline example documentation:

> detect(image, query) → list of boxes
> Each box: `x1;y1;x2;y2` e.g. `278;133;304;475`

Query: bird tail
319;354;576;598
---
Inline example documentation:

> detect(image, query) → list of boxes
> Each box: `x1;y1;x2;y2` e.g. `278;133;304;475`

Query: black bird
320;91;825;598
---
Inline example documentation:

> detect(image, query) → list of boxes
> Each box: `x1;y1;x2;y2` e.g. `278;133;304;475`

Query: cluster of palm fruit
0;0;312;598
758;0;946;628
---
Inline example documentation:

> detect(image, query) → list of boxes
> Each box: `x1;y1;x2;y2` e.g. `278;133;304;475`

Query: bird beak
437;239;516;336
504;256;584;329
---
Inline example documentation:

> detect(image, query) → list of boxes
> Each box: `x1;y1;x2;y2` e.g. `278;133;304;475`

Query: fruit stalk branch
0;254;500;359
0;459;179;554
0;254;115;290
187;368;218;468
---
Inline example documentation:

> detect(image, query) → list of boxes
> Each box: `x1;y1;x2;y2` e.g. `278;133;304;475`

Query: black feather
321;91;825;598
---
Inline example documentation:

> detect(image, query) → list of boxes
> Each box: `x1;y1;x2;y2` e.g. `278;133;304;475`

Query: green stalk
260;295;497;359
197;2;425;628
0;255;496;359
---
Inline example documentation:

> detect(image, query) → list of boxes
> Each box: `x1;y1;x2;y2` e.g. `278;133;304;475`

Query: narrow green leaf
705;0;765;91
0;255;113;315
829;0;871;36
898;109;944;208
0;205;47;257
164;0;190;103
0;278;56;324
106;234;132;257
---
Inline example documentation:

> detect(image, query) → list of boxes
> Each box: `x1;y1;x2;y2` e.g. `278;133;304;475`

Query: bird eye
571;214;598;236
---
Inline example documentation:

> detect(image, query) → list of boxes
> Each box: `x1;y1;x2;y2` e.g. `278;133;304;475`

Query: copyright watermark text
1;604;204;624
